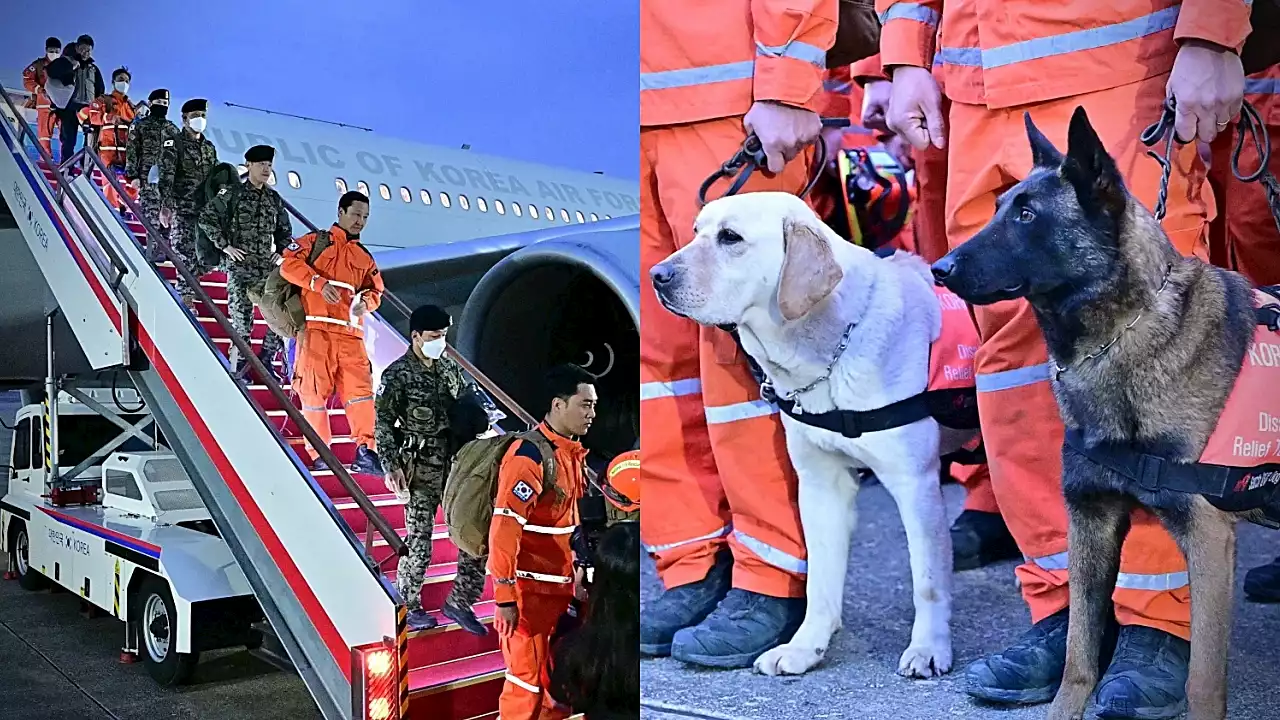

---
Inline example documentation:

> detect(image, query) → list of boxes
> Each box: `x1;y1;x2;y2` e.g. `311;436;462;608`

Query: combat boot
640;549;731;656
405;608;438;632
352;444;384;476
965;608;1078;704
310;456;329;473
1092;625;1189;719
669;589;806;669
951;509;1021;571
441;601;488;636
1244;555;1280;602
257;349;287;385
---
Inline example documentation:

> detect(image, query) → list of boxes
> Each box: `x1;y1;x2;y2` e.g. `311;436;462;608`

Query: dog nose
651;264;674;288
930;257;956;284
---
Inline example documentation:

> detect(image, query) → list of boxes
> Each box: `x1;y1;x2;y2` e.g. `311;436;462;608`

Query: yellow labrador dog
650;192;976;678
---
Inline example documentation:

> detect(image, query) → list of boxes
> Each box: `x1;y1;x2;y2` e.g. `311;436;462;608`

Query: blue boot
1092;625;1189;720
351;444;384;476
965;608;1071;704
640;550;731;657
669;589;805;669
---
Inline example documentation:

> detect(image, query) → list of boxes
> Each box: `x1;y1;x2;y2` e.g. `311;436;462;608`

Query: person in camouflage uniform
197;145;293;380
123;89;179;263
375;305;489;634
159;97;218;305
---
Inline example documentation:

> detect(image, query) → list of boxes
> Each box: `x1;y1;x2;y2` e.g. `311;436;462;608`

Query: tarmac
640;482;1280;720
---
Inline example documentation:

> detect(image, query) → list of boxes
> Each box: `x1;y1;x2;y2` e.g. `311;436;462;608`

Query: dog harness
726;248;984;464
1064;287;1280;528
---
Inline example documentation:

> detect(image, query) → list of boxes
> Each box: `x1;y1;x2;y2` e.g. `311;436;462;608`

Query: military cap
410;305;451;333
244;145;275;163
148;89;169;104
181;98;207;114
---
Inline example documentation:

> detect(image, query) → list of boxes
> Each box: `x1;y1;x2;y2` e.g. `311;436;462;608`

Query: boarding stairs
0;83;523;719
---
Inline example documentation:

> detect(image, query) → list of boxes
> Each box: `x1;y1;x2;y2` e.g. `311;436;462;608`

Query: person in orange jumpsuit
78;67;138;210
22;37;61;158
279;190;385;476
881;0;1250;714
639;0;837;669
489;364;595;720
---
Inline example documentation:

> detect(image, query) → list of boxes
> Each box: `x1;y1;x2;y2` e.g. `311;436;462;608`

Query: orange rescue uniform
1214;64;1280;286
878;0;1252;639
78;92;138;209
22;57;57;157
279;225;384;457
640;0;837;599
488;424;587;720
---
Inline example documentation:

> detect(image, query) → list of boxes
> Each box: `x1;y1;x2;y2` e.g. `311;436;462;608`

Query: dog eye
717;228;744;245
1018;208;1035;223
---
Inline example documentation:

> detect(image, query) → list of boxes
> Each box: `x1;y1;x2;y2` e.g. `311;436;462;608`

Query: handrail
0;88;130;291
274;193;539;428
67;134;409;566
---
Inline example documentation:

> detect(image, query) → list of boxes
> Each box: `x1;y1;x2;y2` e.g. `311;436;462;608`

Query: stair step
405;601;500;669
408;650;505;719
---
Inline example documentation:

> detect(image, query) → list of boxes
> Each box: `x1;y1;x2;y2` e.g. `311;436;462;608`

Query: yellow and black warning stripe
396;605;409;718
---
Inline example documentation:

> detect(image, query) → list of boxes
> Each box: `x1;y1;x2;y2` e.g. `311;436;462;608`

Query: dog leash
1141;98;1280;233
697;117;851;207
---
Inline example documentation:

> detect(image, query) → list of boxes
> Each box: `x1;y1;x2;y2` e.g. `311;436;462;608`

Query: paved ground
0;391;321;720
640;482;1280;720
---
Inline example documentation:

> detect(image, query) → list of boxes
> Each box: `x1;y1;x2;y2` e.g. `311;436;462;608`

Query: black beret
245;145;275;163
410;305;451;333
181;98;207;114
148;88;169;103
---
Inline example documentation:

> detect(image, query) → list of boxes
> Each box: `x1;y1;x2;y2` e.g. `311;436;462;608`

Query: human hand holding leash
1167;39;1244;144
887;66;946;151
743;100;823;173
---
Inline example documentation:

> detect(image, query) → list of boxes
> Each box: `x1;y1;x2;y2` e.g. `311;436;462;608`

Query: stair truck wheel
8;521;49;592
132;575;199;686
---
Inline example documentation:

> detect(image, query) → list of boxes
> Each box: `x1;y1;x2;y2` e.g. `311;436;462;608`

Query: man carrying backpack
198;145;294;380
488;364;595;720
159;98;218;305
125;89;179;263
375;304;489;633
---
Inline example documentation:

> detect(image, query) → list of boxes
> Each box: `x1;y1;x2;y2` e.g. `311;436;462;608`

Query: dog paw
896;643;952;679
753;643;825;676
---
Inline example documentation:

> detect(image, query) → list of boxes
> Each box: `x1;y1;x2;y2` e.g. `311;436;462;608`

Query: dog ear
1062;105;1126;215
777;216;844;322
1024;112;1063;168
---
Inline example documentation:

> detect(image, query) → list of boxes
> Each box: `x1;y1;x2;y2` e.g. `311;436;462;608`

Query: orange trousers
640;117;809;599
946;74;1209;641
1212;121;1280;286
294;328;376;457
36;106;56;157
497;587;572;720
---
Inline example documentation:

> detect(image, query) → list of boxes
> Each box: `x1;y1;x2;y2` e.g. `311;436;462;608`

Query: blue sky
0;0;639;180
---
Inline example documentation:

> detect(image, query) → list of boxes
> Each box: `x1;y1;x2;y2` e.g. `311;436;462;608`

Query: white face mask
47;51;58;61
187;117;206;133
114;81;129;95
420;337;446;359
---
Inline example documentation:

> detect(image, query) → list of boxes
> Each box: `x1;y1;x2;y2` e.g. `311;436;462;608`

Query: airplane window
400;187;412;203
495;199;505;215
512;202;522;217
336;178;348;194
420;189;432;205
288;171;301;189
268;170;278;186
477;197;488;213
590;212;599;222
560;208;571;223
545;206;555;222
459;194;470;211
357;181;370;197
439;192;451;208
379;184;392;201
605;214;613;219
528;204;539;219
575;210;586;224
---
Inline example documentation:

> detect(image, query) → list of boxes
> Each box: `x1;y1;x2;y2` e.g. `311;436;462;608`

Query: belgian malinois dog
930;106;1273;720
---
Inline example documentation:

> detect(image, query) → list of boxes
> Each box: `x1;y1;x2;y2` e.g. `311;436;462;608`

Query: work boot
257;349;287;385
965;608;1071;704
1091;625;1189;719
669;589;806;669
1244;555;1280;602
441;601;488;636
405;608;438;632
310;456;329;473
640;550;732;656
352;445;384;476
951;509;1021;571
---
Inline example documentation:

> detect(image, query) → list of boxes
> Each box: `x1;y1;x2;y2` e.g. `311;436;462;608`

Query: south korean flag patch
286;241;301;251
511;480;535;503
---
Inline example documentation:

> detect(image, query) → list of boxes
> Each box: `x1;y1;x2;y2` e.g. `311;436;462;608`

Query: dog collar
760;322;857;414
1052;263;1173;381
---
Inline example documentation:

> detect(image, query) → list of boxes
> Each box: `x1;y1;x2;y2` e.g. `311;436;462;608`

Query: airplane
1;83;640;459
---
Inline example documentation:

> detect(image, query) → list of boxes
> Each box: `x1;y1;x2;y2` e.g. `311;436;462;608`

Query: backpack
257;230;332;339
194;162;241;269
442;429;558;558
826;0;881;69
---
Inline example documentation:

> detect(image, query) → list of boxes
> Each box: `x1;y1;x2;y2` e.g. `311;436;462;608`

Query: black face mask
150;104;168;120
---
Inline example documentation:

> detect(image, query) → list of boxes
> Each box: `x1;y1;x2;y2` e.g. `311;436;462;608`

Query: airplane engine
456;227;638;463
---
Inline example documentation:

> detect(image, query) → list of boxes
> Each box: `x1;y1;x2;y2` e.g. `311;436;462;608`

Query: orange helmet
603;450;639;513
